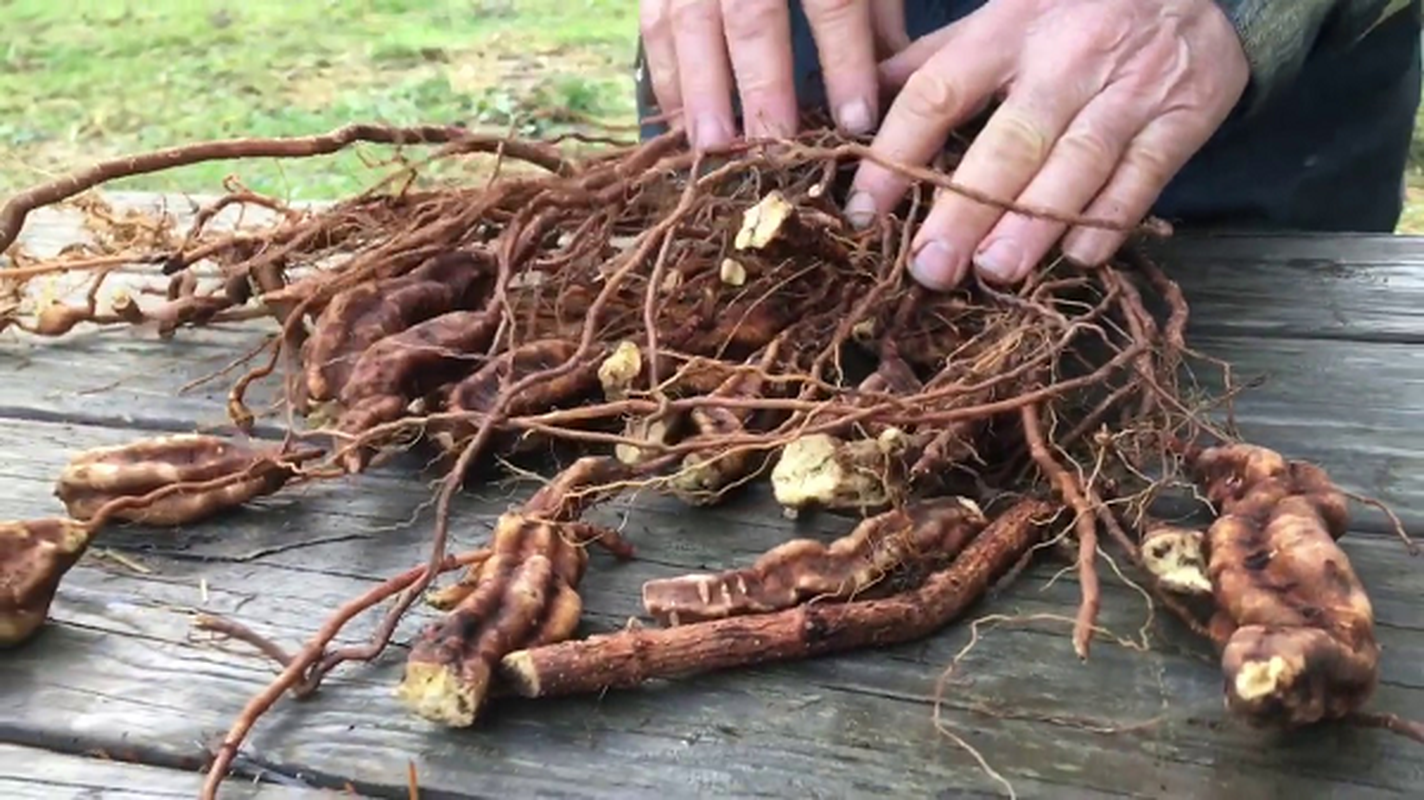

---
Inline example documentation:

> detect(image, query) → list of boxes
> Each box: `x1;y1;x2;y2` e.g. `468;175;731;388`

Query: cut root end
395;661;484;728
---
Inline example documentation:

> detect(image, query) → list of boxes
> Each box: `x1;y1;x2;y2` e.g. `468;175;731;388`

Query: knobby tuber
1188;442;1378;728
642;495;987;624
333;308;502;471
0;518;91;647
499;497;1053;698
769;429;915;517
396;456;634;727
665;335;788;505
53;434;309;526
303;250;495;404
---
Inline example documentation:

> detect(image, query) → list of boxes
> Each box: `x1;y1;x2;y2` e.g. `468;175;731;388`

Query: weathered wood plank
2;417;1422;799
4;319;1419;538
1149;234;1424;342
6;193;1424;796
0;744;325;799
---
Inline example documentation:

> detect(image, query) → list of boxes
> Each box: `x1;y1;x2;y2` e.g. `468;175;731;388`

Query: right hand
639;0;909;149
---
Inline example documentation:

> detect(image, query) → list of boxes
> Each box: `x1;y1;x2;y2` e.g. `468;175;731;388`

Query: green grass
0;0;641;199
3;1;1424;230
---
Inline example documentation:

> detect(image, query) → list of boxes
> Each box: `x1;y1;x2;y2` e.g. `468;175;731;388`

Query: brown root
498;497;1052;698
0;518;93;647
396;456;633;727
53;434;313;526
9;117;1383;794
641;496;987;625
303;250;496;404
1186;442;1378;728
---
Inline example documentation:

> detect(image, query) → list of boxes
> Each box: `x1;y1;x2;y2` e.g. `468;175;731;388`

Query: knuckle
1055;125;1116;170
984;110;1050;170
805;0;862;23
1122;144;1176;188
669;0;719;30
640;0;671;35
1080;15;1133;50
900;70;962;124
721;0;785;42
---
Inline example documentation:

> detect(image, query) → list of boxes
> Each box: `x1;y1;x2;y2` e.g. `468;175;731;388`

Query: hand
845;0;1250;289
639;0;910;148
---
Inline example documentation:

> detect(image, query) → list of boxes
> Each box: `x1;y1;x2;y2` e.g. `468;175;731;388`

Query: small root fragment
1140;524;1211;597
769;429;914;517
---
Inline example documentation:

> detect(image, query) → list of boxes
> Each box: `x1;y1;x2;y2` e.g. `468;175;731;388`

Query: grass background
3;0;1422;230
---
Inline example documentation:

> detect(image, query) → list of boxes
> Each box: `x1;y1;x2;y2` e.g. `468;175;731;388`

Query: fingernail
974;238;1024;283
910;240;965;289
837;98;875;135
844;191;876;230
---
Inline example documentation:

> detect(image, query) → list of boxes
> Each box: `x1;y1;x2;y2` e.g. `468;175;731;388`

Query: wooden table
2;193;1422;799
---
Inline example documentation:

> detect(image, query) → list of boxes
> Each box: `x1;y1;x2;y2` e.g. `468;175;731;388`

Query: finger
670;0;737;149
877;22;958;88
1059;113;1198;266
640;0;684;125
804;0;879;135
904;75;1096;290
720;0;797;138
846;23;1009;230
871;0;910;59
971;87;1149;284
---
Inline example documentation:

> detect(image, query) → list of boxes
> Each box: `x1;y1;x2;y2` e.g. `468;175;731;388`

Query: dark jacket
634;0;1423;233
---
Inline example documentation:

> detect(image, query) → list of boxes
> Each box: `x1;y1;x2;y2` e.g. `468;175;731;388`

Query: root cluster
0;117;1414;798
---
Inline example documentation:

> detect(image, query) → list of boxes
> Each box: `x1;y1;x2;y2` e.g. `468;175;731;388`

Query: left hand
844;0;1250;289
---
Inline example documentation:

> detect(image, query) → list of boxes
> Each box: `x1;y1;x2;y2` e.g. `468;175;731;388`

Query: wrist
1209;0;1333;113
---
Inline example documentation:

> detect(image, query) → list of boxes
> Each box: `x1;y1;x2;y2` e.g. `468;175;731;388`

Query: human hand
845;0;1250;289
638;1;910;148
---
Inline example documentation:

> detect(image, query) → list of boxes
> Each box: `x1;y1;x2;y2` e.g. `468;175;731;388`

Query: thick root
396;457;633;726
642;496;986;624
498;497;1052;698
304;250;495;403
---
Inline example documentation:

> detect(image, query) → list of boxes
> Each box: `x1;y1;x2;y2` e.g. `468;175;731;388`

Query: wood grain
2;195;1422;798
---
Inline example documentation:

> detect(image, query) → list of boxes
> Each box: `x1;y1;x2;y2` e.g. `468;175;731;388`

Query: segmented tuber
53;434;307;526
1188;442;1377;728
642;496;987;625
397;457;634;727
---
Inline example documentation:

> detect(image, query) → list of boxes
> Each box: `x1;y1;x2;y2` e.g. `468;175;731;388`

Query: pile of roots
0;119;1416;798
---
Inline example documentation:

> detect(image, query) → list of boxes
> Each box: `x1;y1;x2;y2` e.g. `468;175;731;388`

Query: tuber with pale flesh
396;457;634;727
769;428;915;516
1188;442;1377;728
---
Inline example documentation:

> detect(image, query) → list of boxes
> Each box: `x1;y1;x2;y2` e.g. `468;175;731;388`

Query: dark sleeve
1213;0;1416;112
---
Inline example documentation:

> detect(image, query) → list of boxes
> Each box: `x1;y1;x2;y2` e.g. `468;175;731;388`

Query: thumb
877;23;958;88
